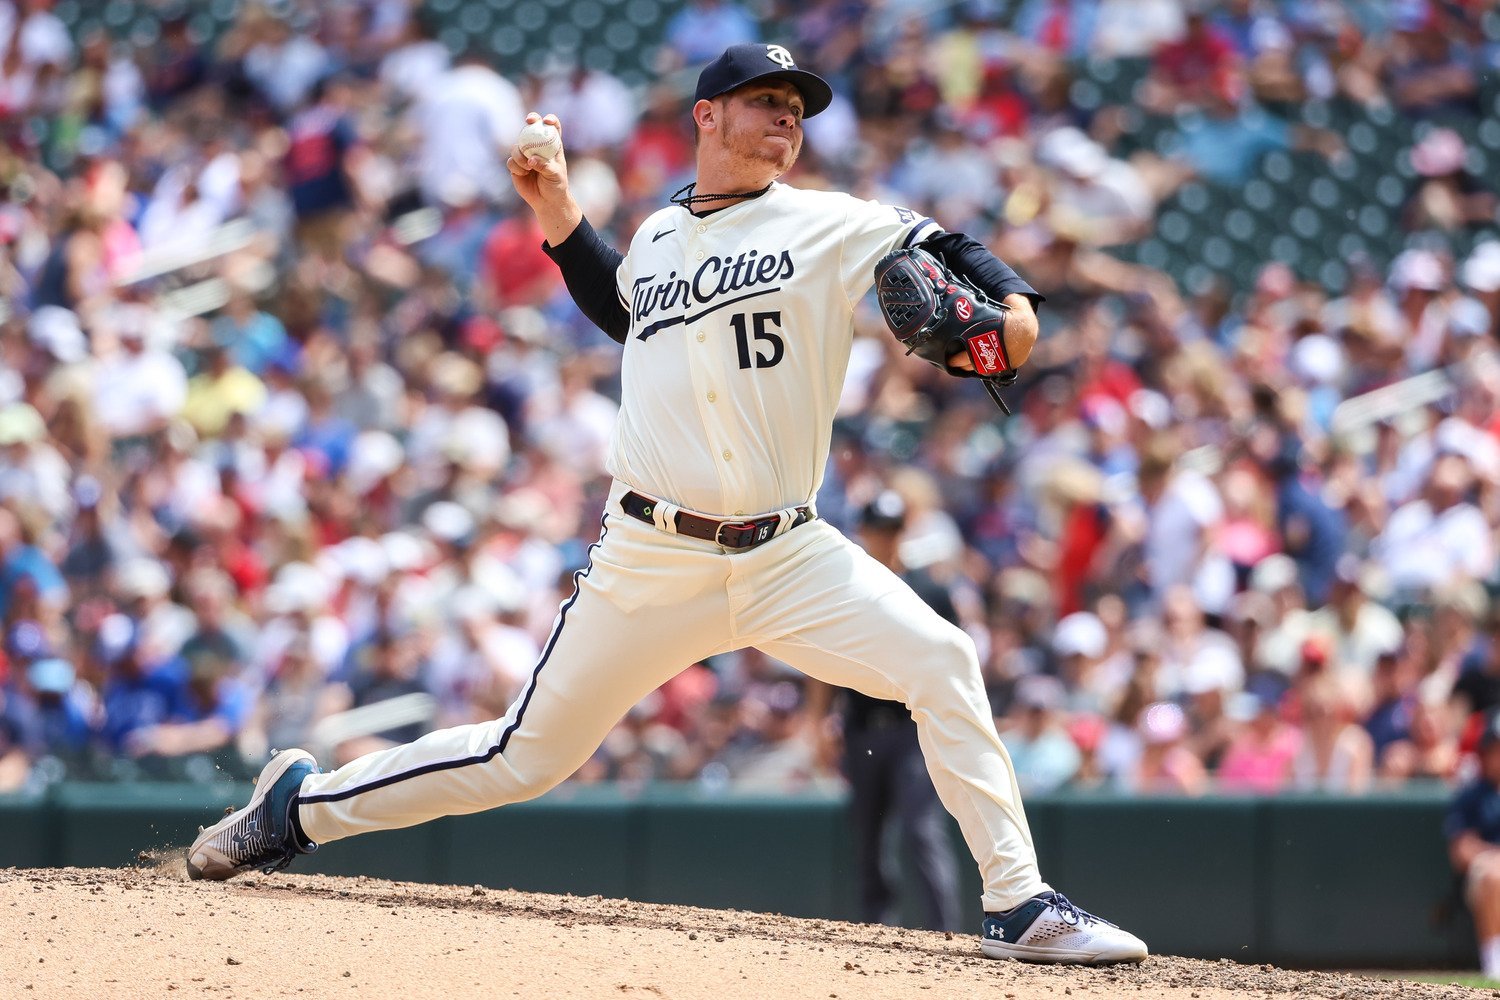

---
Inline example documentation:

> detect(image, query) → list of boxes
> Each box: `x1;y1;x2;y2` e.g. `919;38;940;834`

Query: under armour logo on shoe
765;45;796;69
986;924;1005;940
231;817;260;851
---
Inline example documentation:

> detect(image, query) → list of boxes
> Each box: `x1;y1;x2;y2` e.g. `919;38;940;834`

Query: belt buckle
715;517;776;549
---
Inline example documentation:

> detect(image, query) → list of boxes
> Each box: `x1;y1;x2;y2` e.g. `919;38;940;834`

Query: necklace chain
668;181;772;209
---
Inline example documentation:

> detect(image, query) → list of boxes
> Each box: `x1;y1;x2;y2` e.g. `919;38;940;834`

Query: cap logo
765;45;796;69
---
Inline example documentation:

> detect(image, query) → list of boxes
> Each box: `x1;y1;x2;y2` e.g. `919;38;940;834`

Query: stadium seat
1479;119;1500;152
1336;233;1369;260
1136;238;1169;270
1084;56;1119;85
548;24;582;49
1308;176;1339;211
573;2;606;30
1356;204;1390;239
1261;150;1294;184
1202;235;1233;270
1290;206;1322;241
1242;178;1274;213
1269;233;1302;267
1223;208;1256;243
514;5;547;32
1158;210;1191;247
606;23;641;52
459;5;493;33
626;0;665;28
1317;258;1348;291
491;28;525;58
1346;121;1378;157
1177;182;1209;215
1069;78;1103;112
103;0;133;30
1300;101;1330;129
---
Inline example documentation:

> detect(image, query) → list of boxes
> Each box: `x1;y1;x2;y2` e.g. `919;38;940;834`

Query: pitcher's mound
0;867;1487;999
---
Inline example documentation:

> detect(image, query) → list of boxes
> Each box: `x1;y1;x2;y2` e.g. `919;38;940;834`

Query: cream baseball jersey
184;42;1149;964
610;182;940;517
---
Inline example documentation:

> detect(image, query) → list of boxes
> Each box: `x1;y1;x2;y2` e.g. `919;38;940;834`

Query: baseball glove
874;247;1018;414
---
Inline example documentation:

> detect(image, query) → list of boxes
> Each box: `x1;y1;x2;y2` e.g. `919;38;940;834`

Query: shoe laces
259;848;298;875
1040;891;1115;929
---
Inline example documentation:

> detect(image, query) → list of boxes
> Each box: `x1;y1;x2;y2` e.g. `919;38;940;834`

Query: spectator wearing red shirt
616;86;694;202
479;214;562;310
1141;3;1239;114
963;61;1029;142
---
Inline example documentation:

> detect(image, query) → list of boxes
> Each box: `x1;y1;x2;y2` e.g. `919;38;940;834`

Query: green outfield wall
0;784;1472;968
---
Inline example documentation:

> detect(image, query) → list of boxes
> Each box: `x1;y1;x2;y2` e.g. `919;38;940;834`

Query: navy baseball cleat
187;749;320;881
980;891;1148;964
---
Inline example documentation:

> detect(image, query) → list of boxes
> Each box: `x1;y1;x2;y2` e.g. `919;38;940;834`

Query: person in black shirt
1446;708;1500;980
1454;638;1500;723
823;490;961;931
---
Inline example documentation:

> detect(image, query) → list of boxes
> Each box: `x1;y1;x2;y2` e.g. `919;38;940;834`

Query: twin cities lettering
632;249;795;340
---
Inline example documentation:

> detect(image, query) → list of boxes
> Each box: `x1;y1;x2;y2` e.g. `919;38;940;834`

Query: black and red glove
874;247;1018;414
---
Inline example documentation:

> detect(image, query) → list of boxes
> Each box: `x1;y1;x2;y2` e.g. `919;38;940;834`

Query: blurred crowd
0;0;1498;796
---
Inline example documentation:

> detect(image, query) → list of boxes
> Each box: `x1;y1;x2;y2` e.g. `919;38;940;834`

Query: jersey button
696;332;705;342
707;391;716;402
722;450;732;461
696;252;705;261
734;510;744;516
696;224;707;234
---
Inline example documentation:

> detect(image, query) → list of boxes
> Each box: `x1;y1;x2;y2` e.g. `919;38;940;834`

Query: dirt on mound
0;866;1490;1000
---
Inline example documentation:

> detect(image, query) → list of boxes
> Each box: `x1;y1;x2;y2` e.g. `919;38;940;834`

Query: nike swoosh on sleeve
651;229;673;242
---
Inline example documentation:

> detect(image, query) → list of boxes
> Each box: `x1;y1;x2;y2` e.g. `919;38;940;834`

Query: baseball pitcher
188;43;1148;966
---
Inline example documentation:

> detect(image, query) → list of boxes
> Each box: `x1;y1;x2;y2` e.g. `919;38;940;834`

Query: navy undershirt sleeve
918;230;1044;312
542;216;630;345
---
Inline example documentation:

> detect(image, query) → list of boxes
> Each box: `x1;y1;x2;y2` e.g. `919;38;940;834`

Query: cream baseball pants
296;482;1049;912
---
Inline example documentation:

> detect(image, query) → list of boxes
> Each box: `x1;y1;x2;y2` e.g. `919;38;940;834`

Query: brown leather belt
620;490;813;551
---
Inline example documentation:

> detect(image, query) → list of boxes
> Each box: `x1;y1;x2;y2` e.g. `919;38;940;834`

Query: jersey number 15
730;311;785;370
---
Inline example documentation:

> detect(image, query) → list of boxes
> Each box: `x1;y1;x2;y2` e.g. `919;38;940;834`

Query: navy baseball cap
694;44;833;118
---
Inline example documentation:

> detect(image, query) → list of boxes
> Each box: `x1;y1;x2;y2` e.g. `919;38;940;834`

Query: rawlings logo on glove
874;247;1018;414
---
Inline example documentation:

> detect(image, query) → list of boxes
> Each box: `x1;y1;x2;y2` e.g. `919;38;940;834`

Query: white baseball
517;120;562;162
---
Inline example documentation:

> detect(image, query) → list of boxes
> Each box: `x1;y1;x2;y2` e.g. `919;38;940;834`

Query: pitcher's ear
693;99;716;131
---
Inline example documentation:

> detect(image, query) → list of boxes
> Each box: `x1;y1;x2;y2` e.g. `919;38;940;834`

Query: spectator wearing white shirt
243;14;329;116
893;112;1002;229
1375;452;1495;600
1138;433;1228;608
1037;127;1155;245
89;314;188;441
410;54;524;208
1304;556;1404;676
136;147;240;253
0;402;68;521
405;353;510;488
531;65;637;155
529;356;618;479
1248;553;1328;680
0;0;72;71
1092;0;1185;58
1157;586;1244;701
377;13;449;106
